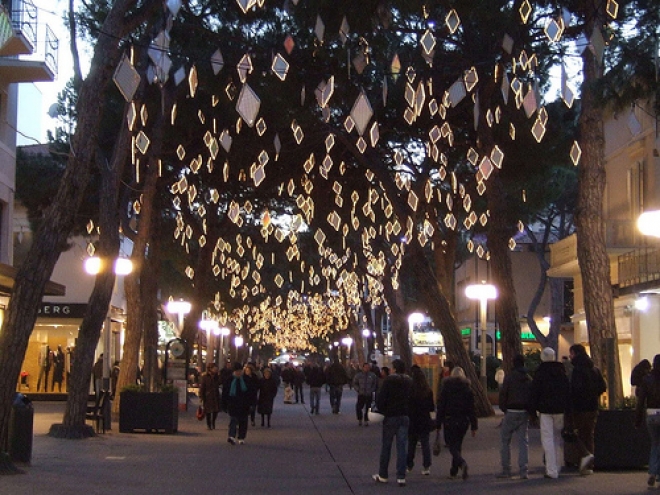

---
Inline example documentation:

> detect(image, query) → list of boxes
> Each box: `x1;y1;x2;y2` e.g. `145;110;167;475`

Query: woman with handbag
406;365;435;475
635;354;660;487
199;363;221;430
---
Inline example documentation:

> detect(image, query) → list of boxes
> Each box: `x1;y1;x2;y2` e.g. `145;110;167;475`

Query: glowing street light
234;335;244;362
638;210;660;237
166;299;191;334
466;282;497;390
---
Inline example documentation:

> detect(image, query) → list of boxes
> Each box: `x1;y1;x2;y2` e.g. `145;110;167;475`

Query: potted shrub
119;384;179;434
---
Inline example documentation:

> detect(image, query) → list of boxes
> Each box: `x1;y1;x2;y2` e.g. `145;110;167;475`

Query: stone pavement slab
2;388;650;495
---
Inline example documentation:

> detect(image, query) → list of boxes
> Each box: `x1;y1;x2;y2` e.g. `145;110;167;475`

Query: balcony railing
44;23;57;76
7;0;36;50
618;248;660;289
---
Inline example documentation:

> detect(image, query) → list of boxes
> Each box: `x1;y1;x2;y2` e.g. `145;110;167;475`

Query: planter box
594;409;649;469
119;391;178;434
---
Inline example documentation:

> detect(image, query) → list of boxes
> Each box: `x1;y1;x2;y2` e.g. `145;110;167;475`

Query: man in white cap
530;347;570;479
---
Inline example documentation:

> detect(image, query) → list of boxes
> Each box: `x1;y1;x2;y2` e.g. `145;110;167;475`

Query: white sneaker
238;439;245;445
579;454;594;473
372;474;388;483
421;468;431;476
397;479;406;486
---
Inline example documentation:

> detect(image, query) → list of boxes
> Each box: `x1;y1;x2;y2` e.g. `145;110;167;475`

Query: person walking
436;366;477;481
635;354;660;487
497;354;533;479
530;347;569;479
222;362;253;445
326;358;349;414
353;362;378;426
243;363;260;426
372;359;412;487
567;343;606;475
307;361;326;414
257;367;280;427
406;365;435;476
199;363;221;430
293;365;306;404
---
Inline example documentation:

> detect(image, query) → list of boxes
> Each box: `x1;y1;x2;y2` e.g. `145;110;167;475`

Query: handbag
432;429;442;456
196;405;204;421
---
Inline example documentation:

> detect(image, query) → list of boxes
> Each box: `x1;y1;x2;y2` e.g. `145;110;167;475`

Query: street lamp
199;315;219;367
234;335;244;363
637;210;660;237
362;328;371;361
218;326;230;365
342;336;353;363
466;282;497;390
166;299;191;335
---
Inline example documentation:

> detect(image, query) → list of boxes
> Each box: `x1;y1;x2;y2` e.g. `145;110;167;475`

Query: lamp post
218;327;230;365
199;315;219;367
234;335;244;363
166;299;191;335
466;283;497;390
342;336;353;364
362;328;371;362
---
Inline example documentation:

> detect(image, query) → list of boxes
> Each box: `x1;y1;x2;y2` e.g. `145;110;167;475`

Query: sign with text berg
38;303;87;319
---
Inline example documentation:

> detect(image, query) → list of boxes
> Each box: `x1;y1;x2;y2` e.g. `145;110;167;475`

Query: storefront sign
38;303;87;319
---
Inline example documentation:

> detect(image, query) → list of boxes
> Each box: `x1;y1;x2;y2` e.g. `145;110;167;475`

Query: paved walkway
3;388;650;494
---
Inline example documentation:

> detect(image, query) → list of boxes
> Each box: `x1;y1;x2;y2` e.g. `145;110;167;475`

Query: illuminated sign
495;330;536;340
461;328;471;336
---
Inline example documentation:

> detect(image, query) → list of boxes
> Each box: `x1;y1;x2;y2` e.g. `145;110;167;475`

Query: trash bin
8;393;33;464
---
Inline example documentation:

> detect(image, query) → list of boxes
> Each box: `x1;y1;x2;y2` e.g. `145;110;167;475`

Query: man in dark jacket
372;359;412;487
530;347;569;479
497;354;532;479
353;362;378;426
307;362;326;414
567;344;606;475
326;359;349;414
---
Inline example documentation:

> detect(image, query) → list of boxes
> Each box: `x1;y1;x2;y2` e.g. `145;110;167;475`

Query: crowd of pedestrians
197;344;624;487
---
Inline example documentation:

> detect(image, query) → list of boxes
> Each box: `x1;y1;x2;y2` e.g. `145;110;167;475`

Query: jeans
500;411;529;475
648;416;660;476
356;394;372;421
329;385;344;413
407;430;431;470
310;387;321;413
539;413;563;478
228;415;248;440
379;415;410;480
444;417;470;475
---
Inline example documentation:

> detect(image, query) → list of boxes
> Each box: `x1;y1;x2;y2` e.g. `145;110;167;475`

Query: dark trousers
444;417;470;475
205;411;218;429
356;394;371;421
228;415;249;440
294;384;304;403
573;410;598;458
407;430;431;469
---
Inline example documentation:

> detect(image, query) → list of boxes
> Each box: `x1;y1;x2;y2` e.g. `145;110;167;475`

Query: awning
0;263;65;296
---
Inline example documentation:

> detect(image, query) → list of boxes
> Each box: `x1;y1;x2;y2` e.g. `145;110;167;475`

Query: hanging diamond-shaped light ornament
490;146;504;168
509;238;517;251
237;54;253;83
236;0;256;14
284;35;295;55
271;53;289;81
390;54;401;81
339;16;350;46
448;79;466;107
127;102;137;131
314;15;325;43
187;65;198;98
356;136;367;154
353;52;367;75
420;29;436;55
167;0;182;16
464;67;478;92
113;55;141;102
570;141;582;166
606;0;618;19
350;91;373;136
256;118;267;136
479;157;494;180
316;76;334;108
369;122;380;147
211;48;224;75
135;131;150;154
531;118;546;142
291;120;304;144
519;0;532;23
544;18;563;42
445;9;461;33
236;83;261;128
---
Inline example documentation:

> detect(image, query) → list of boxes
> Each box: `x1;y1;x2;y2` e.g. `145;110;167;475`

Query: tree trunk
405;243;493;416
0;0;157;467
575;0;623;407
487;176;522;372
382;275;412;369
142;227;162;392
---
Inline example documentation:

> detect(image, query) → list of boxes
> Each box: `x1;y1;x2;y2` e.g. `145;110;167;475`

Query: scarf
229;375;247;396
